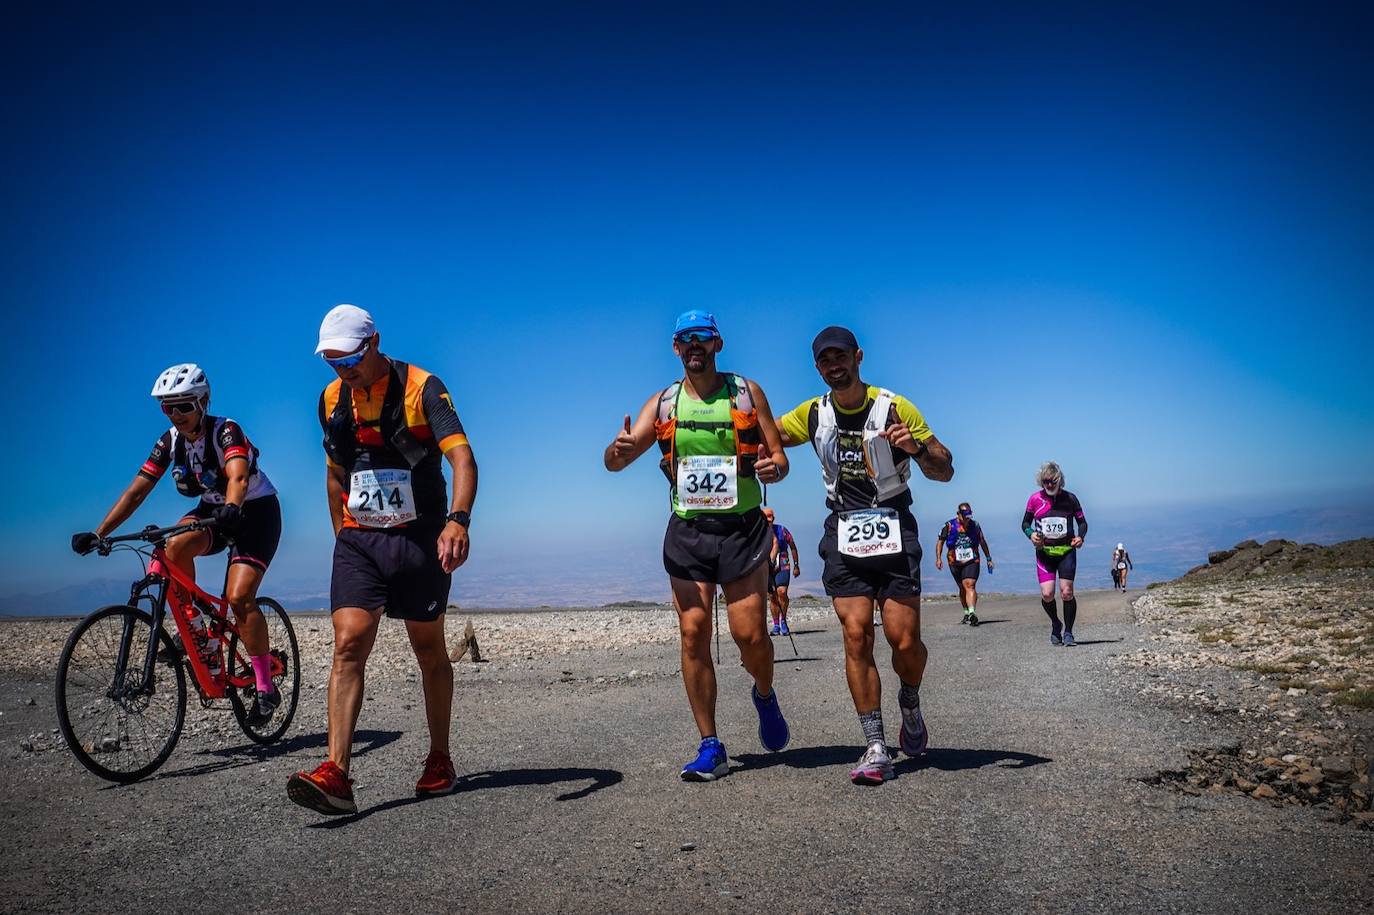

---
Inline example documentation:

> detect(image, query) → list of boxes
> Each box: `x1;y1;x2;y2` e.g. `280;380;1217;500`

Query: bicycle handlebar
92;519;219;554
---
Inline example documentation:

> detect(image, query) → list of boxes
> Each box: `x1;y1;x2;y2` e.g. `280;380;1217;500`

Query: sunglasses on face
959;509;972;516
674;331;717;346
160;399;201;416
322;340;372;369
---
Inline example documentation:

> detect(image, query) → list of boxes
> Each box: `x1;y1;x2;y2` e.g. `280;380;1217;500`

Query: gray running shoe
848;742;894;785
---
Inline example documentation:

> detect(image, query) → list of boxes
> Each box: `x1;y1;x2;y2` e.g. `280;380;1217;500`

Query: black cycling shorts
663;509;771;584
186;495;282;571
948;559;980;584
819;508;922;600
331;524;451;621
1035;549;1077;583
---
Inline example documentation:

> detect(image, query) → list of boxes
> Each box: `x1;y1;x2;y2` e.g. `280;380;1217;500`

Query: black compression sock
1064;598;1078;632
1040;598;1061;627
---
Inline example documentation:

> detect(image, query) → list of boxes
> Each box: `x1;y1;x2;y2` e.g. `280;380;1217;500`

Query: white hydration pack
811;388;911;505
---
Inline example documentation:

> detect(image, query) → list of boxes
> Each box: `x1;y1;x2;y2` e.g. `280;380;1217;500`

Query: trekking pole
713;587;721;661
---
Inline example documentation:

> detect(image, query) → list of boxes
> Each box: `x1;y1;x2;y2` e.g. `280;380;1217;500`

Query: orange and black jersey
319;359;469;528
139;416;277;504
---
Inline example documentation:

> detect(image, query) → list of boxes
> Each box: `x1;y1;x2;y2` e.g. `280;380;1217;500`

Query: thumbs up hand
612;414;637;458
879;403;915;451
754;439;783;482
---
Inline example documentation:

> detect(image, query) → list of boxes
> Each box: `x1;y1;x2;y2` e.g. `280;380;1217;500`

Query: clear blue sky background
5;3;1372;607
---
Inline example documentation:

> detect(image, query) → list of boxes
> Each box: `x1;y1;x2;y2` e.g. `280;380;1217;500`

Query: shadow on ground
144;729;403;784
733;744;1050;773
306;766;625;828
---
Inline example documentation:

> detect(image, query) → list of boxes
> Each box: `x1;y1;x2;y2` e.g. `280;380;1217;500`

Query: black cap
811;325;859;359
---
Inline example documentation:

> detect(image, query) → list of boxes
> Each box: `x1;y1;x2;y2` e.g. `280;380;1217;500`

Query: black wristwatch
446;510;471;528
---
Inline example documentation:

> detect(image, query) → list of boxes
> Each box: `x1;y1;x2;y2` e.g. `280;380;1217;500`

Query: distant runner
1113;543;1133;591
762;507;800;636
604;310;791;782
288;305;478;815
778;326;954;785
933;502;993;626
1022;462;1088;646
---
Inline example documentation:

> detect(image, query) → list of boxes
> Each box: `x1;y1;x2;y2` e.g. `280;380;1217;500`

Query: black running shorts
948;559;980;584
331;524;451;621
186;495;282;572
663;509;771;584
819;507;922;600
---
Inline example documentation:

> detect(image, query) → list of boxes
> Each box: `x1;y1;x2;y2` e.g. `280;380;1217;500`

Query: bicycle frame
107;523;283;702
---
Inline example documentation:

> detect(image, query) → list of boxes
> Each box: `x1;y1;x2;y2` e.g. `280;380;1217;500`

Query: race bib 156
348;469;417;528
677;455;738;510
838;508;902;557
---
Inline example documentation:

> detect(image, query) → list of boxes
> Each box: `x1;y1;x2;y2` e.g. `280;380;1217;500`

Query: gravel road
2;589;1371;914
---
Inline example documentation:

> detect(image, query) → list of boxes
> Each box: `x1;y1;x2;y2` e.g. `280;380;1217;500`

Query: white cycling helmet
151;363;210;400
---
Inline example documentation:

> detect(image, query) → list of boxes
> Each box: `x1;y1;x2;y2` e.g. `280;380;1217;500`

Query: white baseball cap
1117;543;1124;550
315;304;376;354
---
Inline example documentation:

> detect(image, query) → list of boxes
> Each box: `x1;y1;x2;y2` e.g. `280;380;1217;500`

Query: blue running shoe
1050;622;1064;646
779;620;790;636
770;623;781;636
752;686;791;752
1062;630;1076;647
680;737;728;782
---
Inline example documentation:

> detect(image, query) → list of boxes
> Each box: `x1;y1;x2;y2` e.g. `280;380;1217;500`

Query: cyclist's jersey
139;416;276;505
1022;489;1087;556
778;386;932;511
667;380;763;519
772;523;796;570
939;517;983;564
319;358;468;529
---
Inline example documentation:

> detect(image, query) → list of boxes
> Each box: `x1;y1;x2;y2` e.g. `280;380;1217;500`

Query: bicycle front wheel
227;597;301;744
55;605;187;783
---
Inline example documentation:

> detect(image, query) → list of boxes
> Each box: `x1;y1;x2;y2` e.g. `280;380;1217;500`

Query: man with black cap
778;326;954;785
604;310;792;782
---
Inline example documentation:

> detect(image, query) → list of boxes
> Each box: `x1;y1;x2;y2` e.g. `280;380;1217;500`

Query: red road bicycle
55;520;301;782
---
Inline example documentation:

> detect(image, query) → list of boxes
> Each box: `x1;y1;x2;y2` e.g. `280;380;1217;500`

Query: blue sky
5;3;1372;607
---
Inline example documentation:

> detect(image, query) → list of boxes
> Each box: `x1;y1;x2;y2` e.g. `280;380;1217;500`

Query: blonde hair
1037;461;1064;490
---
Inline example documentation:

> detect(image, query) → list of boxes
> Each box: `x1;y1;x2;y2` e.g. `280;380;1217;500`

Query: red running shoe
415;751;458;797
287;760;356;815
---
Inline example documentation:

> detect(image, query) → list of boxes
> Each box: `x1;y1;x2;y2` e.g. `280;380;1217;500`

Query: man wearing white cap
287;304;478;815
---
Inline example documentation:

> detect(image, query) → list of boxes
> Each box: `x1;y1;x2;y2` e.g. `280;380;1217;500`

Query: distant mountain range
6;497;1372;616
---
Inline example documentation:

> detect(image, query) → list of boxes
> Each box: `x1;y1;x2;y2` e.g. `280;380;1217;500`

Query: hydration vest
322;358;430;473
170;416;259;499
654;374;761;485
811;388;911;504
945;519;982;551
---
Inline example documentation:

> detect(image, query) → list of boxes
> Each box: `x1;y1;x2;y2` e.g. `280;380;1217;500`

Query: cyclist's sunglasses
674;331;718;345
322;340;372;369
159;399;201;416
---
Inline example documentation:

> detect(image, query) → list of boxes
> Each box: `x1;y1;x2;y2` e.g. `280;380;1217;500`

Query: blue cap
674;310;720;338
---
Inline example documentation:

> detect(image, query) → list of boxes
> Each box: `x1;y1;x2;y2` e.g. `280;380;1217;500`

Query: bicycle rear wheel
55;605;187;783
226;597;301;744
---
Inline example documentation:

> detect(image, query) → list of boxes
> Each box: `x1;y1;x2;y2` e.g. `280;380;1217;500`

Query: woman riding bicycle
71;363;284;724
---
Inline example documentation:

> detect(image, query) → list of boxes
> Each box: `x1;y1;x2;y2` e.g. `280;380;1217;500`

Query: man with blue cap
604;310;792;781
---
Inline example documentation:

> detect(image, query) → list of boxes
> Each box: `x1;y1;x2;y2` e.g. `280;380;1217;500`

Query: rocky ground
4;586;1372;913
1114;538;1374;826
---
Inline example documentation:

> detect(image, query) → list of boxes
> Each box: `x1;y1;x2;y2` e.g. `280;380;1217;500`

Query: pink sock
251;654;275;694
